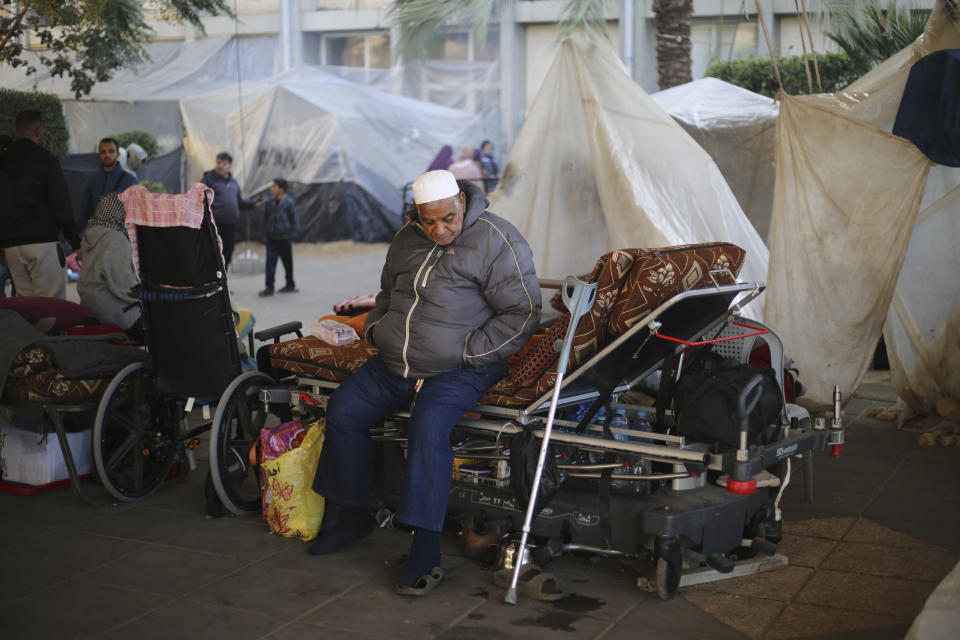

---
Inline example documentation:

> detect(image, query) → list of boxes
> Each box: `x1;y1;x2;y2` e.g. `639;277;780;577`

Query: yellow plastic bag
261;420;325;541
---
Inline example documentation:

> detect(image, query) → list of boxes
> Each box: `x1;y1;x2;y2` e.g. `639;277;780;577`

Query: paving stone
681;590;786;639
798;622;913;640
303;580;485;638
843;517;944;551
0;553;67;604
75;506;296;560
0;578;170;639
189;561;361;616
783;518;856;541
17;528;142;575
605;595;748;639
778;534;838;568
864;493;960;526
684;565;813;602
905;443;960;465
863;516;960;554
822;541;956;582
292;621;389;639
439;597;613;639
882;458;960;500
82;544;250;597
764;602;907;639
98;598;295;640
794;569;934;619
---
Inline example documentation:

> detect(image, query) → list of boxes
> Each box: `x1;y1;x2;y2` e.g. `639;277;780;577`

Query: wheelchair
91;197;270;503
207;244;844;600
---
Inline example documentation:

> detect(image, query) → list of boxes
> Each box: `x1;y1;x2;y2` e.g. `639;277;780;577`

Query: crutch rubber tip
504;588;518;605
830;445;842;458
726;478;757;494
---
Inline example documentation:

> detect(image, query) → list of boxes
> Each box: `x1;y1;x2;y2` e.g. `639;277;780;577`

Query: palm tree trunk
652;0;693;89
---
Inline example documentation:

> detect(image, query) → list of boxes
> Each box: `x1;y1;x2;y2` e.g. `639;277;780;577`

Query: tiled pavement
3;391;959;638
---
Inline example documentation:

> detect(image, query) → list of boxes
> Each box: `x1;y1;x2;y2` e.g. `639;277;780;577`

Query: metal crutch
505;275;597;605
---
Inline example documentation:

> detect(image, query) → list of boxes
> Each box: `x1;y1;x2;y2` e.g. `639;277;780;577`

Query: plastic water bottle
610;407;630;441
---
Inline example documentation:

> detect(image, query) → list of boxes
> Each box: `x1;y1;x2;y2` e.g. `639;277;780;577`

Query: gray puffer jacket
365;181;541;379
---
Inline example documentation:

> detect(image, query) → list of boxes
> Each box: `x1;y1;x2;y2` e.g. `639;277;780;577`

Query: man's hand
254;196;264;207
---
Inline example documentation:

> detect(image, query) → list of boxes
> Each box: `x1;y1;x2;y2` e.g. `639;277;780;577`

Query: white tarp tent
652;78;778;243
177;65;485;214
1;36;487;234
489;33;769;311
765;0;960;407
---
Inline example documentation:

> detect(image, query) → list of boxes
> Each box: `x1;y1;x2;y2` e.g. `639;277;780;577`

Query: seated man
309;170;541;595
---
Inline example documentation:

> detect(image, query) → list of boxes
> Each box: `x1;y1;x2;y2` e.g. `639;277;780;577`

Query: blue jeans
313;355;505;532
265;238;294;290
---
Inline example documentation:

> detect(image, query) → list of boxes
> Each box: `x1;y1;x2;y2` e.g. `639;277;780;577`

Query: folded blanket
0;310;144;396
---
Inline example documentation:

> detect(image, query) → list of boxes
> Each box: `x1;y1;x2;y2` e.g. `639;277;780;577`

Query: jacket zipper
402;245;438;378
421;250;444;287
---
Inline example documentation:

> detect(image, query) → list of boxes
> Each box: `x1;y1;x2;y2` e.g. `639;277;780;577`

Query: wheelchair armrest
255;321;303;344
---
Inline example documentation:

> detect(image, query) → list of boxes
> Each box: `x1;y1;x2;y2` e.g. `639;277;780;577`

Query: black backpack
673;361;783;448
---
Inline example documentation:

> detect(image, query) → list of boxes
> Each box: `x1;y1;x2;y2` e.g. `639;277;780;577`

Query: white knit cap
412;170;460;205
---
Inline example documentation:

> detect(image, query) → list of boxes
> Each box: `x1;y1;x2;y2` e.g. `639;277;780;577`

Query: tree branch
0;1;33;58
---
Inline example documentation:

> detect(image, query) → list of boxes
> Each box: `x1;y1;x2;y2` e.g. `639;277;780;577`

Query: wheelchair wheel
93;362;180;502
210;371;276;516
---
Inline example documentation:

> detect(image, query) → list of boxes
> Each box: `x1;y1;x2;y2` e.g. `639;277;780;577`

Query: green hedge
704;52;862;98
0;89;69;158
114;130;162;160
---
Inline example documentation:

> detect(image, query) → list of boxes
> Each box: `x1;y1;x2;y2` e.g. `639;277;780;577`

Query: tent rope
799;0;823;92
793;0;814;93
232;0;251;247
753;0;783;92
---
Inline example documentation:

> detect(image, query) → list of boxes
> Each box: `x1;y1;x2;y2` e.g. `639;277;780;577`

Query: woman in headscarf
427;145;454;172
77;192;142;336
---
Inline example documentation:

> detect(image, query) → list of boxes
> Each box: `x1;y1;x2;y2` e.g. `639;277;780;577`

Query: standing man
0;110;80;299
81;137;139;228
258;178;299;297
308;170;541;596
479;140;499;192
201;152;260;269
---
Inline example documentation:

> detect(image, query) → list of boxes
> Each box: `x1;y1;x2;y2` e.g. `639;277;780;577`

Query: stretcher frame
215;279;845;600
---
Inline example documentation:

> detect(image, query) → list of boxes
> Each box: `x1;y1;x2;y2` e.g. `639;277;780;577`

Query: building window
324;32;391;68
425;29;499;62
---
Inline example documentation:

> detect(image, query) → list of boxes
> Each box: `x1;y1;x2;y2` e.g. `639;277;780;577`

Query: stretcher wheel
209;371;276;516
93;362;180;502
655;557;680;601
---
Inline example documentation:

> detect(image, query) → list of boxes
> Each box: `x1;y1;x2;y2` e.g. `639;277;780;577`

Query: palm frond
826;2;929;75
387;0;499;64
557;0;611;42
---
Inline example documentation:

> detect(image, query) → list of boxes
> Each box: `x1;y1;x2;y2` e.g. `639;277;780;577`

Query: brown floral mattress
267;242;746;407
3;347;114;403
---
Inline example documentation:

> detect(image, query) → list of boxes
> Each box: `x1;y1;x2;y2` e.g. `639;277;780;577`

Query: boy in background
259;178;299;296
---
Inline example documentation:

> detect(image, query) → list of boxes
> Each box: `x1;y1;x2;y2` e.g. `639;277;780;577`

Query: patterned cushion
607;243;745;337
9;347;58;377
268;337;379;382
265;243;745;408
479;249;646;407
4;369;112;403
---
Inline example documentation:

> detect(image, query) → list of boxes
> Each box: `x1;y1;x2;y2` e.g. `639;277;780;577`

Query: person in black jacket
200;151;260;268
258;178;299;296
0;111;80;299
80;137;139;228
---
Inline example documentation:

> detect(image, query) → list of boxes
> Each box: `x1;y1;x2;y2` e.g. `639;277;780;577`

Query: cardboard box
0;426;93;486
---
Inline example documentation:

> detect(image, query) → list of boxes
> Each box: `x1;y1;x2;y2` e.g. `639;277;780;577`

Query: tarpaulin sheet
765;95;931;406
652;78;779;243
767;0;960;408
489;33;768;318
